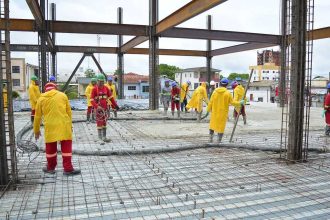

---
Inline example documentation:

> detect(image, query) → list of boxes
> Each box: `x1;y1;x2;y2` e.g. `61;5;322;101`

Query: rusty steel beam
0;19;36;31
308;26;330;40
162;27;281;44
120;36;149;53
156;0;227;34
6;44;206;56
26;0;43;27
210;42;278;56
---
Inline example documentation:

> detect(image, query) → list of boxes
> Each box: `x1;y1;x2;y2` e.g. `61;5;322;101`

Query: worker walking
85;77;97;122
207;78;245;143
106;76;118;117
323;83;330;136
28;75;41;123
186;82;209;122
180;81;191;113
171;82;181;117
231;81;247;124
161;80;172;116
34;83;81;175
91;74;119;142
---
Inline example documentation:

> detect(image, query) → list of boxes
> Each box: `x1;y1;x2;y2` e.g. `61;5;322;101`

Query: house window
194;73;198;78
13;79;20;86
190;74;192;78
128;86;136;91
142;86;149;93
256;87;259;91
12;66;20;73
34;69;39;75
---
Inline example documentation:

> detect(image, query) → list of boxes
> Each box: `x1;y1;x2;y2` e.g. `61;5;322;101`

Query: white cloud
9;0;330;78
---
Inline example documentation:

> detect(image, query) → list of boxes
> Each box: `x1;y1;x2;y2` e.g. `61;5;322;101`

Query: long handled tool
229;69;254;142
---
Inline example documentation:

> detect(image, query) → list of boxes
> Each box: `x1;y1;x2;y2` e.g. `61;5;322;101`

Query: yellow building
249;62;280;82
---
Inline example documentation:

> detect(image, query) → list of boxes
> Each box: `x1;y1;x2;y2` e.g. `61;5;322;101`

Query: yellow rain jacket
2;88;7;108
233;85;246;113
34;90;72;143
180;83;189;103
85;83;94;107
207;87;241;133
106;83;117;99
186;82;209;113
28;80;41;110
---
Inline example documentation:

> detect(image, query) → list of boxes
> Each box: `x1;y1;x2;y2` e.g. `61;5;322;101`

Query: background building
249;50;280;82
175;67;221;89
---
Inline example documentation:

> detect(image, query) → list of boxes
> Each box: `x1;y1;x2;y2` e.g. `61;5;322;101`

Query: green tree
12;91;20;99
159;64;181;80
85;68;96;78
227;73;249;81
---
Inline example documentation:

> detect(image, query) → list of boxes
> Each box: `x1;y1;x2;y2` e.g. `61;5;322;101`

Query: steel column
51;3;56;77
287;0;307;161
206;15;212;85
117;7;124;99
279;0;287;108
39;0;47;91
149;0;159;110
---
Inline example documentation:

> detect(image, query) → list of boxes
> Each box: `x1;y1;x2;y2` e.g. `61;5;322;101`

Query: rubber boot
197;112;202;123
164;110;167;116
87;114;90;123
114;110;117;118
103;128;111;143
31;116;34;123
98;129;103;140
177;111;180;118
171;111;175;117
91;112;95;123
326;125;330;136
217;133;223;143
243;116;247;125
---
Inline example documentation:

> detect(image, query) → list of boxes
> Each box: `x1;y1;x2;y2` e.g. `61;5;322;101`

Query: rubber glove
322;110;326;118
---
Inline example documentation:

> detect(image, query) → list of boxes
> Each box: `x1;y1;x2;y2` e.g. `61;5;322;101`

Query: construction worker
160;80;171;116
323;83;330;136
209;80;216;98
106;76;118;117
171;82;181;117
34;82;81;175
2;83;7;111
91;74;119;142
207;78;245;143
180;80;190;113
28;75;41;123
186;82;209;122
85;78;97;122
231;81;247;124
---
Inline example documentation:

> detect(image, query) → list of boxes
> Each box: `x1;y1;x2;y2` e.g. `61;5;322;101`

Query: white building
246;81;276;103
175;67;221;90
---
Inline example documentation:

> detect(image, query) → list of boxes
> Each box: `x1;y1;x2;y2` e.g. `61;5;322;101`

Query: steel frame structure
0;0;330;187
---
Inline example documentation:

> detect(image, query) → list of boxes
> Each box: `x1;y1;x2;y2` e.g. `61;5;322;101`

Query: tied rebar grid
1;117;330;219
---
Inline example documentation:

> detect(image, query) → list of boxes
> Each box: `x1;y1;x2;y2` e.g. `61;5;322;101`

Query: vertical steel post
287;0;307;161
279;0;287;108
206;15;212;86
117;7;124;99
149;0;159;110
39;0;47;91
51;3;56;77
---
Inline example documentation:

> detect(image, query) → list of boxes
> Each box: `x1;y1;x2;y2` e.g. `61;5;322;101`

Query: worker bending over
207;78;245;143
161;80;172;116
186;82;209;122
171;82;181;117
231;81;247;125
34;83;81;175
323;83;330;136
28;75;41;123
106;76;118;117
91;74;119;142
85;78;97;122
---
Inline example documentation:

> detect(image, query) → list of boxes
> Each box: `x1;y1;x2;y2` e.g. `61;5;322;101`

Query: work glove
322;110;327;118
240;100;245;105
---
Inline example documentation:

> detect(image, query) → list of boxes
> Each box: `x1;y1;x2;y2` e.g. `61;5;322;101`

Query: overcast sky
10;0;330;77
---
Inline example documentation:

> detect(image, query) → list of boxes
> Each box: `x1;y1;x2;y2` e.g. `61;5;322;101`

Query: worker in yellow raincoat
207;78;245;143
180;80;191;113
232;81;247;124
186;82;209;122
34;83;81;176
85;77;97;122
106;76;118;117
28;75;41;123
2;83;8;111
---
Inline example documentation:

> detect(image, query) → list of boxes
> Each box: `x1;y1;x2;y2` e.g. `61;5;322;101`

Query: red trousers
326;111;330;125
234;106;246;117
31;109;35;116
46;140;73;172
87;106;93;114
171;101;180;111
96;109;107;128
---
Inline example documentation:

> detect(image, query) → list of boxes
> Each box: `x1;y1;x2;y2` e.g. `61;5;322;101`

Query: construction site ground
1;102;330;219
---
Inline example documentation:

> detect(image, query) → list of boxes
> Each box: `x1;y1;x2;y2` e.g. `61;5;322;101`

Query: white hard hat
210;80;215;86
